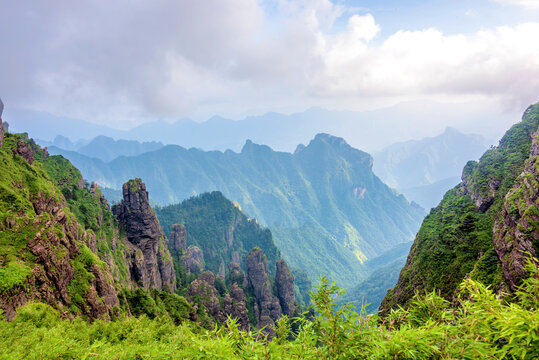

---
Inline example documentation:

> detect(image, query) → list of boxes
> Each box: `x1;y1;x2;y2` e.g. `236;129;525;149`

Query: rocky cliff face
275;259;295;317
380;103;539;315
181;246;204;275
493;131;539;291
227;262;248;288
0;133;120;320
224;283;250;331
113;179;176;291
186;270;223;326
246;248;282;331
170;224;186;252
0;192;120;320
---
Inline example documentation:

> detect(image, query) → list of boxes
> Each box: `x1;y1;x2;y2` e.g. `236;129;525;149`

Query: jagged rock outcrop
170;224;186;252
493;131;539;290
186;271;223;324
0;193;119;320
227;262;248;288
224;283;250;331
89;182;109;209
113;179;176;291
275;259;295;317
181;246;204;274
13;139;35;164
246;247;282;331
380;103;539;316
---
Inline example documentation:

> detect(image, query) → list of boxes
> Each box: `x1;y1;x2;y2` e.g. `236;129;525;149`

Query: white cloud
1;0;539;125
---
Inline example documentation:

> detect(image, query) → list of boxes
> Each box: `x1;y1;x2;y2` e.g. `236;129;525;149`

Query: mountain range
46;133;425;288
0;124;296;332
373;127;488;210
9;100;507;154
39;135;164;162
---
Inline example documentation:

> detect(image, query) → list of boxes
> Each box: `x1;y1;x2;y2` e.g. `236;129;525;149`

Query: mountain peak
304;133;373;167
241;139;273;154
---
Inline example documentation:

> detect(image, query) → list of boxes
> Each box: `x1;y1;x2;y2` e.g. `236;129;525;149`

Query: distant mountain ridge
48;133;425;288
9;100;509;154
381;103;539;315
38;135;164;162
373;127;488;210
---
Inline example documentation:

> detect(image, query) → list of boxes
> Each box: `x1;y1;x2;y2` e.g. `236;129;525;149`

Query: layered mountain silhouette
48;133;425;287
373;127;488;210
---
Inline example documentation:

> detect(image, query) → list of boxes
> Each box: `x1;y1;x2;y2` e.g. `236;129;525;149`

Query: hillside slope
381;103;539;314
1;122;297;332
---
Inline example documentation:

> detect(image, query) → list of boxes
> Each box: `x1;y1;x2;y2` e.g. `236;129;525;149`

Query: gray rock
181;246;204;274
113;178;176;291
246;247;282;332
275;259;295;317
170;224;187;252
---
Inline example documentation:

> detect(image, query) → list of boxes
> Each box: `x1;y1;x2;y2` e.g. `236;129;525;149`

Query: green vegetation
121;288;192;324
381;103;539;313
0;132;128;315
0;133;64;294
51;133;425;288
156;191;280;275
1;263;537;359
0;261;32;293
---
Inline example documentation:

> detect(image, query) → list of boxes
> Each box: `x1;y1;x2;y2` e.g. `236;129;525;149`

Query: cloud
0;0;538;125
493;0;539;9
311;20;539;110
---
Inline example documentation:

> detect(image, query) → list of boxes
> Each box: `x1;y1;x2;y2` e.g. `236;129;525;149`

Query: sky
1;0;539;132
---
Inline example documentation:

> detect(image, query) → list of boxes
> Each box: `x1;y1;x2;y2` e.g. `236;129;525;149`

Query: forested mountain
0;118;297;332
155;192;280;276
381;103;539;314
2;102;538;359
373;127;488;210
48;133;425;287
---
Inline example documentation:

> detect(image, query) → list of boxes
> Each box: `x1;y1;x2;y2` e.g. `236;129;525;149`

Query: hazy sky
1;0;539;130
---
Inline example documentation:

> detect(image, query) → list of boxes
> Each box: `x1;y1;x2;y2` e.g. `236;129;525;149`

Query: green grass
0;261;32;293
1;266;538;360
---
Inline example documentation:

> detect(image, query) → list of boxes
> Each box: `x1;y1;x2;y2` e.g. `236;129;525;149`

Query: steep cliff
0;131;119;320
275;259;295;317
493;131;539;290
156;191;280;277
113;179;176;291
53;133;425;288
380;103;539;314
246;247;286;331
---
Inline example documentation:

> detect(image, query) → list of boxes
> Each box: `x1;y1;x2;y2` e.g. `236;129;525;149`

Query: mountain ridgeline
0;119;296;332
381;103;539;314
48;133;425;287
373;127;487;210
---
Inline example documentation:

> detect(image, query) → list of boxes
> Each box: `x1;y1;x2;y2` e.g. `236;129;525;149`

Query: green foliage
121;288;192;324
12;302;60;328
156;191;280;275
382;104;539;313
52;133;425;288
0;261;32;293
0;133;65;293
3;270;537;359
